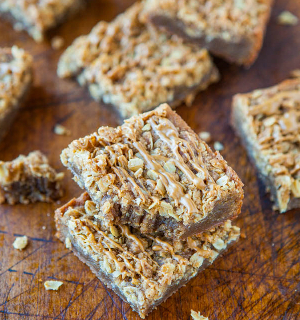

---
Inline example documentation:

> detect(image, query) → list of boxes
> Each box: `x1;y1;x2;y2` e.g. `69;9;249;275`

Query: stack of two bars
55;104;244;318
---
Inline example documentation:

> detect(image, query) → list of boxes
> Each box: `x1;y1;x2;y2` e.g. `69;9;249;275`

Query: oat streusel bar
232;77;300;213
0;151;64;204
0;46;32;142
0;0;84;42
141;0;273;66
61;104;243;239
55;193;240;319
57;2;219;118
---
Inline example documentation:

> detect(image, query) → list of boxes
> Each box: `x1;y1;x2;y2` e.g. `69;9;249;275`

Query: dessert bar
141;0;273;66
0;0;84;42
55;192;240;319
0;151;64;204
0;46;32;142
57;2;219;118
61;104;243;239
232;77;300;212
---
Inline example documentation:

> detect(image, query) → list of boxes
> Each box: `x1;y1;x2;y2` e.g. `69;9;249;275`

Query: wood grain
0;0;299;319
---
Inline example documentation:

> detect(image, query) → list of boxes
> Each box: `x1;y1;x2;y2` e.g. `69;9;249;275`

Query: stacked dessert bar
55;104;244;318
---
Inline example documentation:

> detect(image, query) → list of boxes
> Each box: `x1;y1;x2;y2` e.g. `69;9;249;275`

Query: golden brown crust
232;77;300;212
55;193;240;318
61;104;243;239
0;151;64;204
0;46;32;142
57;2;219;118
141;0;274;66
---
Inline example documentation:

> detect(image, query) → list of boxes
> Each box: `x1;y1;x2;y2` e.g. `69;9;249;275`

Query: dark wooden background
0;0;299;319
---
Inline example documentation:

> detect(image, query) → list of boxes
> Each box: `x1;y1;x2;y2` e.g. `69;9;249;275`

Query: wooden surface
0;0;300;319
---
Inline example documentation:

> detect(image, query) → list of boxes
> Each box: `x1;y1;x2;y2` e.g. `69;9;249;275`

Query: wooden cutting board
0;0;299;319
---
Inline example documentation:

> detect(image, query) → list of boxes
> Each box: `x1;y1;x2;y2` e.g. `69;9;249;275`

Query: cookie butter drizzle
122;115;215;214
249;91;300;116
77;217;158;284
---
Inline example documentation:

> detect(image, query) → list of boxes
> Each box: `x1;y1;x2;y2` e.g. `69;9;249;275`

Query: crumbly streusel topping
0;151;64;204
142;0;272;40
0;0;83;41
61;104;243;229
235;78;300;212
0;46;32;120
57;2;218;118
60;195;240;316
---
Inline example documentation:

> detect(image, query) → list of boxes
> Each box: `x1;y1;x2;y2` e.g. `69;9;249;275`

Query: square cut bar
232;77;300;213
141;0;273;66
55;192;241;319
0;0;84;42
0;151;64;204
0;46;32;142
61;104;243;239
57;2;219;119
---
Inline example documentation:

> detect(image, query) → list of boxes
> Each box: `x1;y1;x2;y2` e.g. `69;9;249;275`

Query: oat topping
191;310;209;320
44;280;63;291
55;193;240;319
232;77;300;212
0;46;32;142
13;235;28;250
0;0;84;42
61;104;243;239
277;11;299;26
0;151;64;204
57;2;219;118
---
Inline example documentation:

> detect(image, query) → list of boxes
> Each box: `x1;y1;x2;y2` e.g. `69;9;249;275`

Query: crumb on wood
290;69;300;78
13;236;28;250
44;280;63;291
198;131;211;143
191;310;209;320
51;36;65;50
54;124;71;136
65;237;72;249
13;22;23;32
214;141;224;151
42;226;46;230
240;232;246;239
277;11;298;26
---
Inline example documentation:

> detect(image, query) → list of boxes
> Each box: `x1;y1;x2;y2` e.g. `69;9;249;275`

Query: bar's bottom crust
55;194;240;318
0;70;32;143
85;65;219;119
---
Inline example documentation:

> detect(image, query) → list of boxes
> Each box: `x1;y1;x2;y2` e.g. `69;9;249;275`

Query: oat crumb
65;237;72;249
51;36;65;50
13;236;28;250
214;141;224;151
290;69;300;78
44;280;63;290
198;131;211;143
191;310;209;320
13;22;23;32
278;11;298;26
54;124;71;136
240;232;246;239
